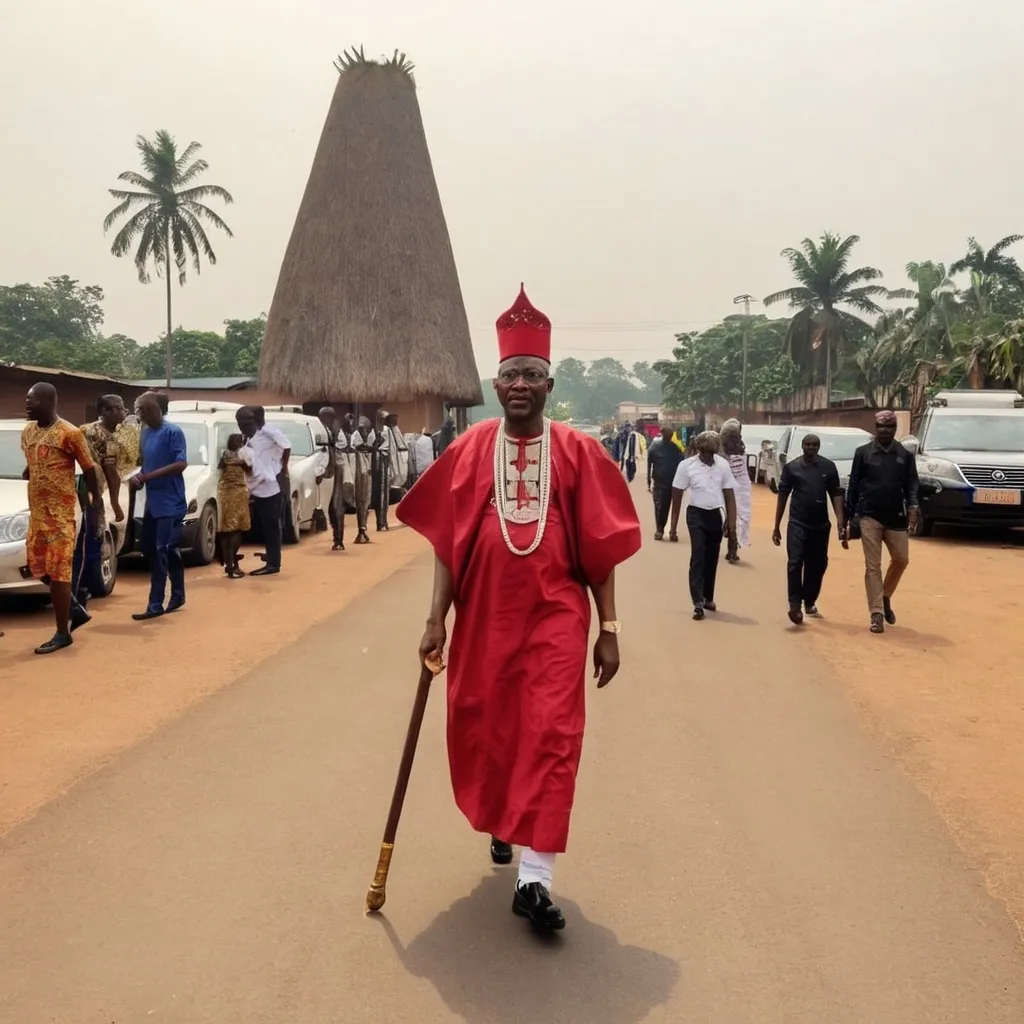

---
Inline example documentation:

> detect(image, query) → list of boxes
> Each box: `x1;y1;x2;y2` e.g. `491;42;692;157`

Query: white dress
726;454;752;547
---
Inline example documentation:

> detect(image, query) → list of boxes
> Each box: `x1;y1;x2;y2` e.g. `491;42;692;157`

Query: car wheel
83;527;118;599
186;501;218;566
910;515;934;538
283;491;301;545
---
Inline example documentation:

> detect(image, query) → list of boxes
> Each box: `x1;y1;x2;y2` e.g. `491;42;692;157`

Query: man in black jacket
647;425;684;540
844;411;920;634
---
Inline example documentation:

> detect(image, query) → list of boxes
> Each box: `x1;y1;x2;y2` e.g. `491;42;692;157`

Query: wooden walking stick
365;651;444;913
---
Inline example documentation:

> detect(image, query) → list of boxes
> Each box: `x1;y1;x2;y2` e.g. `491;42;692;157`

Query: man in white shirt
410;427;434;482
669;430;738;620
236;405;291;576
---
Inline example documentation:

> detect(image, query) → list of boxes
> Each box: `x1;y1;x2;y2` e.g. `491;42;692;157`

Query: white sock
516;847;556;890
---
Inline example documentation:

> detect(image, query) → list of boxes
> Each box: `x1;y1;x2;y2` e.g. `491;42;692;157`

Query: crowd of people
639;409;919;631
8;382;458;655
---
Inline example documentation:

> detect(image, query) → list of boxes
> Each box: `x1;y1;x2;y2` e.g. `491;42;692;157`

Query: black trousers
371;454;390;530
686;505;724;606
786;519;830;609
652;483;672;533
253;492;283;570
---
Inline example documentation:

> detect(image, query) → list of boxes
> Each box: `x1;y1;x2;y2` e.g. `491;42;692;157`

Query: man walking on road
22;383;103;654
647;425;683;540
398;285;641;932
844;410;920;634
772;433;846;625
669;431;737;621
130;395;188;620
237;406;291;576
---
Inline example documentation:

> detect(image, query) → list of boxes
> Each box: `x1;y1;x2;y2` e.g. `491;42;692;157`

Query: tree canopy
0;277;264;381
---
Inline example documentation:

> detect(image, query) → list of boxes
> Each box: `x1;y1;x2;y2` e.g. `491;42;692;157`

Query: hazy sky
2;0;1022;375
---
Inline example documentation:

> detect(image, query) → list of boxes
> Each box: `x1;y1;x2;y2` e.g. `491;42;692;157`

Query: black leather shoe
512;883;566;931
692;605;705;621
35;632;73;655
703;600;717;612
883;597;896;625
490;837;513;865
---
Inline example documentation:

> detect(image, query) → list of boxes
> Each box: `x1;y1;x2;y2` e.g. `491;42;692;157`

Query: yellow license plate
974;488;1021;505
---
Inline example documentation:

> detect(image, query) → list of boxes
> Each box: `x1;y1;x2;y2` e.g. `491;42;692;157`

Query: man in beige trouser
844;410;920;634
858;517;909;618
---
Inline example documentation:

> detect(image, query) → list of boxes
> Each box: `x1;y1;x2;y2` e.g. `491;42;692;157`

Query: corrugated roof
130;376;257;389
0;362;134;384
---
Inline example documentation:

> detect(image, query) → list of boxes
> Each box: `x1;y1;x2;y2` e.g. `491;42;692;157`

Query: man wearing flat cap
844;410;920;633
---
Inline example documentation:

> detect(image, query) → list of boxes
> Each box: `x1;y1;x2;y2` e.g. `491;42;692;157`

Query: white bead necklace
493;418;552;557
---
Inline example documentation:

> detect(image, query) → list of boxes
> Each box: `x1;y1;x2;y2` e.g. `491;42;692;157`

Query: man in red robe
397;286;642;931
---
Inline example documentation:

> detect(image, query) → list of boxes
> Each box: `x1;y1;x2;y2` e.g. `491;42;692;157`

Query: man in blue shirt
130;395;188;619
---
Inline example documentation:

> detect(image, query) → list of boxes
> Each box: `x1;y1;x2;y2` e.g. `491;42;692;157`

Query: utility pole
733;294;757;418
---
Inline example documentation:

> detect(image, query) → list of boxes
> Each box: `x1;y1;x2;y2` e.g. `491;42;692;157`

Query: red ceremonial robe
396;420;641;852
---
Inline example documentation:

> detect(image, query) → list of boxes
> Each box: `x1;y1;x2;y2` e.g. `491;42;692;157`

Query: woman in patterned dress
217;433;252;578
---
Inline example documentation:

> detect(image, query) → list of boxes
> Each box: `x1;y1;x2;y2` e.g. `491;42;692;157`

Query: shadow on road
812;618;953;648
376;871;680;1023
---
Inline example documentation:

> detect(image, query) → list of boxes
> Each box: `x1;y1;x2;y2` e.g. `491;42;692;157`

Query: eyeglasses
496;368;548;385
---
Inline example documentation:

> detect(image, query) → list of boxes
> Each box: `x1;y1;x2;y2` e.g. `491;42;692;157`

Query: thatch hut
259;48;482;429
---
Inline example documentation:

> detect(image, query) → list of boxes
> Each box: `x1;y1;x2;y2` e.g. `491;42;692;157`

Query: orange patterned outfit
21;419;94;584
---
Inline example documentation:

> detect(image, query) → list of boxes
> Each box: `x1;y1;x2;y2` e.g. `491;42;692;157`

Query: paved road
2;525;1024;1023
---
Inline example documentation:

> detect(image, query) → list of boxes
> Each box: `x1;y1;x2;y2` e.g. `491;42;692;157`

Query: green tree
103;130;234;386
0;276;107;368
137;328;226;378
631;361;664;403
221;315;265;375
950;236;1024;318
763;232;887;399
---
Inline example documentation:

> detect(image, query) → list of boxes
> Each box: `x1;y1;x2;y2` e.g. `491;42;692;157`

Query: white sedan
0;419;129;600
765;425;872;493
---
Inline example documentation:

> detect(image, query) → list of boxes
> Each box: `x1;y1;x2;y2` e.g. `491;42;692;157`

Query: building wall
0;368;150;424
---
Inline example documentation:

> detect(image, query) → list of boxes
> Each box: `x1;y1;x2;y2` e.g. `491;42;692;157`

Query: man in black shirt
647;425;684;540
772;433;845;624
844;410;920;633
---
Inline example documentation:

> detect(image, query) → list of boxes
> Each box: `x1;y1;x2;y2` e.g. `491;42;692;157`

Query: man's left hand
593;632;620;689
908;506;920;529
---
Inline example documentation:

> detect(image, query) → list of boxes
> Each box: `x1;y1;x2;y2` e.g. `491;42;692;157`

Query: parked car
125;403;331;564
902;389;1024;536
745;424;789;484
0;418;130;600
764;425;873;494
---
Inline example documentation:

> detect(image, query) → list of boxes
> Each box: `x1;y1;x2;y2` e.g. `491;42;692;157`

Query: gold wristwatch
600;621;622;634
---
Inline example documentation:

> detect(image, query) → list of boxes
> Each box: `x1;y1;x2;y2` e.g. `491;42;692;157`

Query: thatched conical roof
259;49;482;405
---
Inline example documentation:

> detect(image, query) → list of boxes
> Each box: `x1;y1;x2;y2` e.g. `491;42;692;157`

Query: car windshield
166;421;210;466
795;431;867;461
926;414;1024;452
0;428;25;479
267;419;313;458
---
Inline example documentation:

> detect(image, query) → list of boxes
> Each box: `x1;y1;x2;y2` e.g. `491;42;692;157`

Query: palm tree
763;232;887;402
104;130;233;385
949;236;1024;317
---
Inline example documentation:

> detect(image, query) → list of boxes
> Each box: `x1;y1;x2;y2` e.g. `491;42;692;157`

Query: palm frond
116;170;156;191
334;46;416;76
180;209;218;268
175;157;211;188
183;201;233;236
178;184;234;206
763;286;815;308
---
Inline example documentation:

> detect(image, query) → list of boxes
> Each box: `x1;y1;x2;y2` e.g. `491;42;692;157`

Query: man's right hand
418;620;447;666
112;502;125;523
772;528;782;546
839;523;849;548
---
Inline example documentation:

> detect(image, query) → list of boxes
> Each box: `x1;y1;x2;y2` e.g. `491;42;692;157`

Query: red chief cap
496;284;551;364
